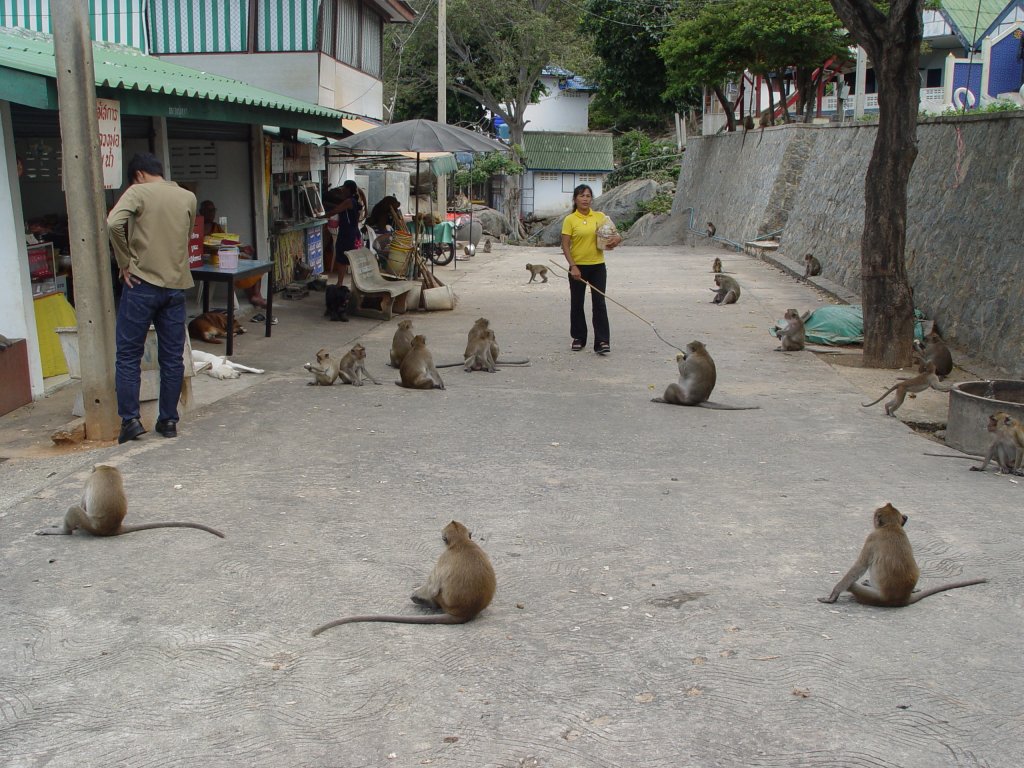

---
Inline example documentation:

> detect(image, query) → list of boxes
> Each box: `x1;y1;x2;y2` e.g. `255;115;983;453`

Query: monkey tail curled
312;613;469;635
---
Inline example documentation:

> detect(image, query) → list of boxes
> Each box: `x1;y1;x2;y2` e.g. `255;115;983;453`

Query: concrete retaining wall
670;113;1024;375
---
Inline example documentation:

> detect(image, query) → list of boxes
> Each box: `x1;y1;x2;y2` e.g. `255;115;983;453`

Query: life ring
952;87;977;110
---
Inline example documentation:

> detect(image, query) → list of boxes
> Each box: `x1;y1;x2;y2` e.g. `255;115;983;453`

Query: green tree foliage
606;130;680;187
581;0;683;130
659;0;848;130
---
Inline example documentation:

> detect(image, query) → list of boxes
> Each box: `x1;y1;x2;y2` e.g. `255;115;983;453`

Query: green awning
0;26;355;133
429;154;459;175
521;131;614;172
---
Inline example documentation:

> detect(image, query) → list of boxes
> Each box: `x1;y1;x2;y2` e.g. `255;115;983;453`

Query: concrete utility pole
854;46;867;120
436;0;447;216
51;0;120;440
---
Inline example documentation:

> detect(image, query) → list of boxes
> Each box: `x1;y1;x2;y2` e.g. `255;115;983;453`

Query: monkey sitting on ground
303;348;339;386
525;264;549;283
711;257;722;273
651;341;759;410
36;465;225;538
188;311;245;344
390;319;415;368
774;308;807;352
483;238;492;253
710;274;740;305
312;520;495;634
804;254;822;277
337;343;381;386
464;318;499;363
861;361;953;416
397;335;445;390
913;332;953;378
970;411;1024;475
706;222;716;239
465;330;499;372
818;503;986;606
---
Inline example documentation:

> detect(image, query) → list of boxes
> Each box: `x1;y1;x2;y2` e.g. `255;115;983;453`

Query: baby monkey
312;520;495;633
818;503;986;606
711;257;723;273
36;465;224;538
525;263;549;283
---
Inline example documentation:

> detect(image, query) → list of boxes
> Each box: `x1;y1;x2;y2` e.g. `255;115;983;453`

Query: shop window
171;143;218;180
16;139;62;183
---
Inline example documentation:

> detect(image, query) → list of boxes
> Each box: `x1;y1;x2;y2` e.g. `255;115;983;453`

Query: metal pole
50;0;120;440
854;46;867;120
436;0;447;222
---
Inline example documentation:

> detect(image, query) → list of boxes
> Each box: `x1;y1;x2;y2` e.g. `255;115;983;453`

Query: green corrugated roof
0;26;355;131
942;0;1007;46
521;132;614;172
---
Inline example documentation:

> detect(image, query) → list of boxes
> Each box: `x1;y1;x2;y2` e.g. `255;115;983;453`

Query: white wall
522;76;592;132
0;101;44;396
170;140;255;243
162;53;322;105
320;56;383;119
526;171;605;218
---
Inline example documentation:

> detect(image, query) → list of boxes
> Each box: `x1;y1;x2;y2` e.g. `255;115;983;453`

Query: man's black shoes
154;419;178;438
118;418;146;444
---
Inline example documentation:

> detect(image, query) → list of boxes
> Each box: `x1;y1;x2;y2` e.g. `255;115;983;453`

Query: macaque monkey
913;332;953;378
525;264;549;283
711;274;740;305
465;330;499;372
804;254;822;277
483;238;492;253
774;308;806;351
818;503;986;606
743;114;755;131
651;341;758;410
711;257;723;273
36;465;225;538
303;348;339;386
312;520;495;634
861;361;953;416
970;411;1024;475
337;343;381;386
390;319;415;368
188;312;245;344
706;222;716;239
397;335;445;390
465;318;499;362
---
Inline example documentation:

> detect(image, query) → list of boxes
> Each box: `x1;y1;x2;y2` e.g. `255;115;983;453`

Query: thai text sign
97;98;122;189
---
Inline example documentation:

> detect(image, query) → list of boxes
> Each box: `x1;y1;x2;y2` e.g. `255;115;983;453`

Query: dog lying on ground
325;284;350;322
191;350;264;380
188;311;246;343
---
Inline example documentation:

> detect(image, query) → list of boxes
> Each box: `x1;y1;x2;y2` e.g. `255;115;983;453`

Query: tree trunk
860;43;919;367
713;84;736;131
830;0;922;368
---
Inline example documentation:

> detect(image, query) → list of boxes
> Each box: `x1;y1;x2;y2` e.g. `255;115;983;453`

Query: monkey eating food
774;308;807;351
525;264;549;283
913;332;953;378
861;361;953;416
36;465;225;538
312;520;495;633
303;348;339;386
651;341;759;410
710;274;740;305
818;503;986;607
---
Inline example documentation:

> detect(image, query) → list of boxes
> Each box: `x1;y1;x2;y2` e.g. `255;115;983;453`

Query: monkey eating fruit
818;503;986;606
525;264;549;283
861;361;953;416
312;520;495;633
304;348;339;386
652;341;759;410
36;465;225;538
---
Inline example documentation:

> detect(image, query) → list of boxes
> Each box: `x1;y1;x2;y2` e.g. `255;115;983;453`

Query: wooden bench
345;247;420;320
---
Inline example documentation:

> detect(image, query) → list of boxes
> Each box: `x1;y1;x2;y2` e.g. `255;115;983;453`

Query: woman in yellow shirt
560;184;622;354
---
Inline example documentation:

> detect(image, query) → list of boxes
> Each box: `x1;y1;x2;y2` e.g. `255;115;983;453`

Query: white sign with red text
97;98;122;189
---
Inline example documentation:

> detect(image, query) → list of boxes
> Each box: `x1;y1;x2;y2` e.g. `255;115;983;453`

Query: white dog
191;350;265;380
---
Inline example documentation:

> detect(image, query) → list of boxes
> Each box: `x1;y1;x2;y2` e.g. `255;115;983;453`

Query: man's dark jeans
569;262;609;350
115;279;186;424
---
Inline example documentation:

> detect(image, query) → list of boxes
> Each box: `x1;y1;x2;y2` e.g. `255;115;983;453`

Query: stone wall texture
670;112;1024;375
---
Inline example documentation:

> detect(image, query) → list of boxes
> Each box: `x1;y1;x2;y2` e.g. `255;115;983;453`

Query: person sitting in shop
198;199;267;309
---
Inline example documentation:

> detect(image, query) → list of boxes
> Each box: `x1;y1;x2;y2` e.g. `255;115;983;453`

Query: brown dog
188;312;245;344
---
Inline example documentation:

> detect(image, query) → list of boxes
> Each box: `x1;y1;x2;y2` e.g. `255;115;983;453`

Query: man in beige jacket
107;153;197;444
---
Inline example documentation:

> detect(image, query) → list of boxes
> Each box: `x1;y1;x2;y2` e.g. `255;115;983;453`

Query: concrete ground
1;243;1021;768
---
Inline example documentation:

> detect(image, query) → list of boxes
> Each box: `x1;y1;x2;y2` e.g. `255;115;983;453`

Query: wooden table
191;259;274;356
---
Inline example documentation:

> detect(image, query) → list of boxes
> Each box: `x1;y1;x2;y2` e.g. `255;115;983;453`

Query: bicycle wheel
428;242;455;267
